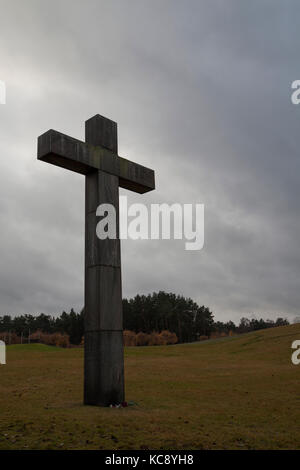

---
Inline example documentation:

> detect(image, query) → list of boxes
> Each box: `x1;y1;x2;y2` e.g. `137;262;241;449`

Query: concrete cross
37;114;155;406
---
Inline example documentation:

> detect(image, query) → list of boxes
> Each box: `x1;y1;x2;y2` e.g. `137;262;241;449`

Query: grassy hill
0;323;299;450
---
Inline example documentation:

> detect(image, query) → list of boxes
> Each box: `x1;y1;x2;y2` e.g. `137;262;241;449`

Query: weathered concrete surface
84;330;124;406
37;114;155;406
38;127;155;194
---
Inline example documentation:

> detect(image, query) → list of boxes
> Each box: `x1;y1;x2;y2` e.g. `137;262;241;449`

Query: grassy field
0;324;299;450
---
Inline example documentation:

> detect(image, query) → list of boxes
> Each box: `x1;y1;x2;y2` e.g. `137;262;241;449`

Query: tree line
0;291;290;344
0;309;84;345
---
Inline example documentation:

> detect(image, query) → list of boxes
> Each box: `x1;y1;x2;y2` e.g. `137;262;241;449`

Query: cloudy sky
0;0;299;323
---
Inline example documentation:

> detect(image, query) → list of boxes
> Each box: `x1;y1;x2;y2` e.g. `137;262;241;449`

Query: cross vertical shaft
84;115;124;406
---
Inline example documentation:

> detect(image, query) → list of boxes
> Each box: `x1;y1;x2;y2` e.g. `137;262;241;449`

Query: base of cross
84;329;125;406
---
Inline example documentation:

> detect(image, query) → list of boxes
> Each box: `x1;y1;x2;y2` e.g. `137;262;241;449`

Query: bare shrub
199;335;209;341
29;331;70;348
0;332;20;344
136;332;150;346
55;333;70;348
210;331;228;339
123;330;137;346
123;330;178;346
159;330;178;345
29;330;42;343
148;331;163;346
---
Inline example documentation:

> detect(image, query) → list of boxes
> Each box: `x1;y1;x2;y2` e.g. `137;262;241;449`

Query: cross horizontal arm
38;129;155;194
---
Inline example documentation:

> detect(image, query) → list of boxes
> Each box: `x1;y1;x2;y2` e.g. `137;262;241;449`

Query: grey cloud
0;0;299;323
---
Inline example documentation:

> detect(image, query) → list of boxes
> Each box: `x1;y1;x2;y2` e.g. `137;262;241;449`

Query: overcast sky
0;0;299;323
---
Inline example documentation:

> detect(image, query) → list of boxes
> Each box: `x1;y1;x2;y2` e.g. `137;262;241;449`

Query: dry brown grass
0;324;299;450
